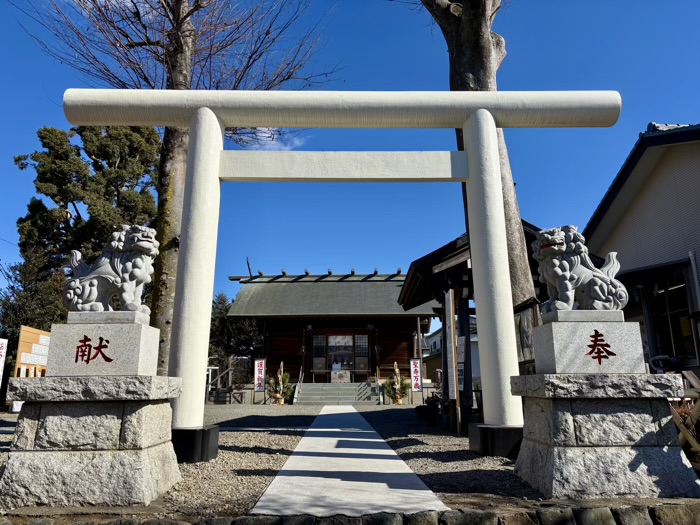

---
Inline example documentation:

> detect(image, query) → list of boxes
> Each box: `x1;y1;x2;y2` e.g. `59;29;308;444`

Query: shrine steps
295;382;380;405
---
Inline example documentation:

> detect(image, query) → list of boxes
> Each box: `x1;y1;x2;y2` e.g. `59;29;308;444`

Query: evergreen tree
14;126;160;266
0;250;66;352
0;126;161;352
209;292;262;378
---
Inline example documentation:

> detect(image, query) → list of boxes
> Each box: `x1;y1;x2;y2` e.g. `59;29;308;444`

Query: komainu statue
532;225;628;313
64;225;159;313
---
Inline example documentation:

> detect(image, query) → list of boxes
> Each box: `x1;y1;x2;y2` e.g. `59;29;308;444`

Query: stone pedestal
512;374;700;499
48;312;159;376
534;311;646;374
513;311;700;499
0;376;182;510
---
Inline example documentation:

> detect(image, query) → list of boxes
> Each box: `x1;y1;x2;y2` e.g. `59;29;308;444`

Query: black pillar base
468;423;522;459
172;425;220;463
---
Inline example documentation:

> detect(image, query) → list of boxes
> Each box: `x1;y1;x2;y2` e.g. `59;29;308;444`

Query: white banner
410;358;422;392
457;336;466;363
254;358;266;392
0;338;7;393
444;290;458;401
31;343;49;356
21;353;48;366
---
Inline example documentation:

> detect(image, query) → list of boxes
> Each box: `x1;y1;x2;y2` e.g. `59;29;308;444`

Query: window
355;335;369;357
328;335;353;367
313;335;326;358
645;266;699;365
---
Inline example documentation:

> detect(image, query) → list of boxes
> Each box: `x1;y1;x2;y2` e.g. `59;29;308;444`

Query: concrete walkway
251;405;449;517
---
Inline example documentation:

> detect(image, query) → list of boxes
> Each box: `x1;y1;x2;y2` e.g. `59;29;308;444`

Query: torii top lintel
63;89;621;129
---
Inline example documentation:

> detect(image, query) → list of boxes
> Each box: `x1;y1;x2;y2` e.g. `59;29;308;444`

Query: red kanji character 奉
586;329;616;365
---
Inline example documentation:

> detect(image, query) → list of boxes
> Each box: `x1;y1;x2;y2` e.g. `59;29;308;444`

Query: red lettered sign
254;358;267;392
410;358;422;392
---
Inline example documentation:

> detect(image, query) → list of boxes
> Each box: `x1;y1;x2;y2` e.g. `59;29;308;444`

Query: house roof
227;273;438;318
583;122;700;251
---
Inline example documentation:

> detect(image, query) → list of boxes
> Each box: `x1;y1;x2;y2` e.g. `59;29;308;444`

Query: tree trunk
152;1;195;375
422;0;536;309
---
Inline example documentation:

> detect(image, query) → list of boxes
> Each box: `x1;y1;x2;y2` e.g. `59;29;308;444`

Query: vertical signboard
444;289;459;401
457;336;466;391
254;358;267;392
410;358;422;392
0;338;8;393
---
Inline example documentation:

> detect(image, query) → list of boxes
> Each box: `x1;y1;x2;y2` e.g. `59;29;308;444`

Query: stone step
297;403;379;406
297;393;378;398
297;399;378;404
302;382;375;386
301;384;374;390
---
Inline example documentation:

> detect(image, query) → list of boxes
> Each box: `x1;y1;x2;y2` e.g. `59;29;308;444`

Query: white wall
595;142;700;308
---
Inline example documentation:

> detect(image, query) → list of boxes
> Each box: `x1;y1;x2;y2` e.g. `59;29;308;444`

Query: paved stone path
251;405;449;517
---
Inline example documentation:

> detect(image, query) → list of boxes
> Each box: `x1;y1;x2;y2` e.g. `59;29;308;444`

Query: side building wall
595;142;700;310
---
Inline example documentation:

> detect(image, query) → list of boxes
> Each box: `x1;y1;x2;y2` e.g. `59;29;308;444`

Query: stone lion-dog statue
532;225;628;312
64;225;159;313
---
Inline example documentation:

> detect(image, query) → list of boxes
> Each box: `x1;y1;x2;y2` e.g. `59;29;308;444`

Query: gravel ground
355;406;543;511
162;405;322;517
0;405;541;516
173;404;543;515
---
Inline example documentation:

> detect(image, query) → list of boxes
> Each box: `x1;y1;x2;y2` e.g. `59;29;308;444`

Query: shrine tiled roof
227;273;437;318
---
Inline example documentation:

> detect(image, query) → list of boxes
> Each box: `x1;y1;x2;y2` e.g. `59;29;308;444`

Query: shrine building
228;271;437;383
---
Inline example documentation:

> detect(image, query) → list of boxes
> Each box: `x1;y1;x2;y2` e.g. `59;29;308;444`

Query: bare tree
401;0;536;309
13;0;333;373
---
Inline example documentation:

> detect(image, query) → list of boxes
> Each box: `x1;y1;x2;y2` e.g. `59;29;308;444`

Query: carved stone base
47;321;159;376
511;374;700;499
0;376;182;510
0;443;179;509
534;320;646;374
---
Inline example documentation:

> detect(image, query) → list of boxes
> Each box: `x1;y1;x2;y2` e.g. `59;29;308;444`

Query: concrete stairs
295;382;380;405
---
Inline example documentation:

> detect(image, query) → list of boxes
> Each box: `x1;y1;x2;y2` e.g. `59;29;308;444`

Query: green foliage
15;126;159;265
208;292;263;381
0;252;66;352
209;293;263;386
0;126;161;349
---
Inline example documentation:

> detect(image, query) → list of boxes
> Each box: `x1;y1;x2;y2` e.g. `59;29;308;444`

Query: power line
0;237;17;247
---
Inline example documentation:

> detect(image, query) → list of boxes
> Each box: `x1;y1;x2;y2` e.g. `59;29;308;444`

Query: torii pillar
64;89;621;460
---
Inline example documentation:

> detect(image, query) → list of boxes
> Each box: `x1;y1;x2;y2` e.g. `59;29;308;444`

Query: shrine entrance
64;89;621;434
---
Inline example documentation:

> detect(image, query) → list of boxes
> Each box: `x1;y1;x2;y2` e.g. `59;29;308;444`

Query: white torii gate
64;89;621;432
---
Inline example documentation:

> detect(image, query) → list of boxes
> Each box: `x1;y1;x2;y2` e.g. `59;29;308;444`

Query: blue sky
1;1;699;302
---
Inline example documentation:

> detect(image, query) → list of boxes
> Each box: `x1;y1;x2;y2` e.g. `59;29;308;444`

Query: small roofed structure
398;221;547;444
228;272;437;383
